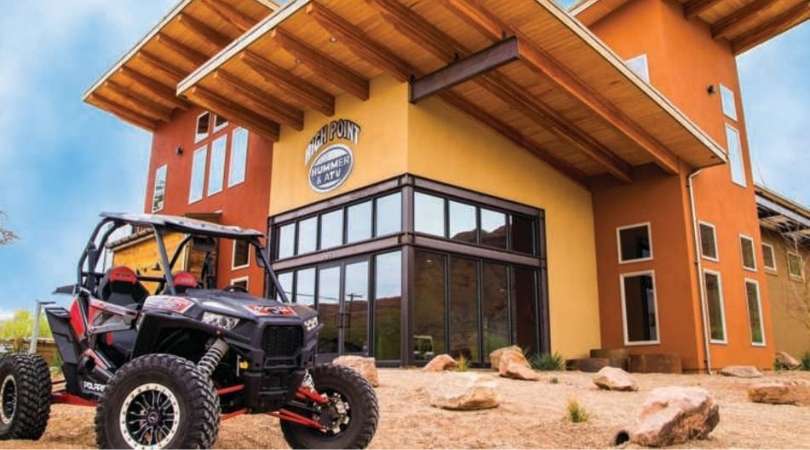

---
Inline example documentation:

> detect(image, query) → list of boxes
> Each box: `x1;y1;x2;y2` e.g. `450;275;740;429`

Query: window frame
229;276;249;291
725;124;747;188
213;114;228;133
231;239;251;271
698;221;719;262
188;145;208;204
625;53;650;83
719;84;738;121
739;234;757;272
761;243;777;273
195;111;211;143
703;269;728;345
619;270;661;346
228;127;249;188
616;222;654;264
744;278;766;347
787;251;805;281
151;164;168;213
206;134;228;197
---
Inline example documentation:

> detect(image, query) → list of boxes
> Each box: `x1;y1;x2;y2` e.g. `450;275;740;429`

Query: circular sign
308;144;354;193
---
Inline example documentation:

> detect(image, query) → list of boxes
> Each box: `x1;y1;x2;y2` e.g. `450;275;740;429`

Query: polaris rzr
0;213;378;449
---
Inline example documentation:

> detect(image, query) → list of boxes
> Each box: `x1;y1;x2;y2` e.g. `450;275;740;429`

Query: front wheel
281;364;379;449
0;353;51;440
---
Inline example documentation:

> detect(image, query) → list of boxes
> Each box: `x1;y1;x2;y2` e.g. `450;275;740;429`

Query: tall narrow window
317;266;340;354
375;192;401;237
482;262;509;357
295;267;315;306
375;251;402;361
277;223;296;259
512;268;539;355
297;217;317;255
762;243;776;272
213;114;228;132
344;261;369;354
740;235;756;271
151;164;167;213
346;201;372;243
726;125;746;187
413;251;446;361
699;222;718;261
617;223;653;263
195;112;210;142
625;54;649;83
704;271;727;343
719;84;737;121
620;272;659;344
745;280;765;346
232;240;250;270
276;272;293;302
449;257;479;361
207;135;227;196
189;146;207;203
320;209;343;250
228;128;248;187
511;214;535;255
788;252;804;280
414;193;445;237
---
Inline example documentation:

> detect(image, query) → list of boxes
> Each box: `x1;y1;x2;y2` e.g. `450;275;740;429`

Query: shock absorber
198;338;229;378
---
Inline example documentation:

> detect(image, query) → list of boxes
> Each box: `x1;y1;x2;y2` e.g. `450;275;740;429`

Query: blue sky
0;2;807;317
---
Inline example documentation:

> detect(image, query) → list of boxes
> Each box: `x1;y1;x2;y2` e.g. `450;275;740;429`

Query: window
725;125;746;187
617;223;653;263
276;272;293;301
277;223;296;259
414;193;445;237
375;192;401;236
620;271;659;345
413;251;446;361
745;280;765;346
232;240;250;270
374;251;402;360
207;135;227;196
480;208;507;249
297;216;318;255
320;209;343;250
740;235;756;271
511;215;535;255
719;84;737;121
195;112;210;142
230;276;249;291
151;164;167;213
346;201;372;243
482;262;509;356
228;128;248;187
188;146;207;203
449;257;479;361
699;222;719;261
317;266;340;353
512;267;539;355
762;243;776;272
213;114;228;132
625;54;650;83
295;267;316;305
788;252;804;280
449;201;477;243
704;271;727;343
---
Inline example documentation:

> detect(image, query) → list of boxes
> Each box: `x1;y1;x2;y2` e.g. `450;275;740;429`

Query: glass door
315;258;370;361
316;264;341;360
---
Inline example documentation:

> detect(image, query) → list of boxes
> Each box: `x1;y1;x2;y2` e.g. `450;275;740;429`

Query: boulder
500;361;540;381
719;365;763;378
489;345;524;370
748;380;810;406
626;386;719;447
775;351;801;370
423;354;458;372
593;366;638;391
333;355;379;387
427;373;500;411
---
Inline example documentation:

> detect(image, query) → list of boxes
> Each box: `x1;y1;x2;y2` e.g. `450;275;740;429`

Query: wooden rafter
177;13;232;47
367;0;458;62
270;29;370;100
683;0;724;19
103;81;173;122
711;0;772;39
118;67;190;110
241;51;335;116
732;2;810;54
212;71;304;130
440;0;509;41
189;87;280;140
201;0;255;33
156;33;209;66
137;51;187;81
89;93;159;131
306;2;415;82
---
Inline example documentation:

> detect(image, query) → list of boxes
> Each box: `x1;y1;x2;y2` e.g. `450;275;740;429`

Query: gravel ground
2;369;809;449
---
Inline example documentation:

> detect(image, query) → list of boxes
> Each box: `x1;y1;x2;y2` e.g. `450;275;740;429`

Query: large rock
719;365;763;378
427;373;500;410
626;387;719;447
423;354;458;372
500;361;540;381
748;380;810;406
593;366;638;391
333;355;379;387
775;351;801;370
489;345;524;369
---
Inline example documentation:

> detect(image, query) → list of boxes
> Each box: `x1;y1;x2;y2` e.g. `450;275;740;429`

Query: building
83;0;808;371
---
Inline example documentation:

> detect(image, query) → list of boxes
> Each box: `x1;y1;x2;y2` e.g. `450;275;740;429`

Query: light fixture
176;145;183;155
706;84;716;95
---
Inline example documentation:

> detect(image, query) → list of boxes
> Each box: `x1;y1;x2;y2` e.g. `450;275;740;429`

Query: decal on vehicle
82;381;106;393
244;304;298;317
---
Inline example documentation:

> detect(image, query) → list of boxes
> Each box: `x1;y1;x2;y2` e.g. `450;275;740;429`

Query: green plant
801;352;810;371
549;376;559;384
531;352;565;371
566;398;589;423
455;355;470;372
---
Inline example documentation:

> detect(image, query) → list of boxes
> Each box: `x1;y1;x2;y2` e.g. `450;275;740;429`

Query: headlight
304;316;319;332
202;312;240;330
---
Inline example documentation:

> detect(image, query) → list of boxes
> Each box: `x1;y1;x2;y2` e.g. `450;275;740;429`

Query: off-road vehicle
0;213;378;449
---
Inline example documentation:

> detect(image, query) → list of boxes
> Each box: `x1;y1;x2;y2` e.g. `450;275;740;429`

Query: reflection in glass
449;257;479;362
414;193;445;237
317;266;340;354
375;192;402;237
320;210;343;250
277;223;295;259
512;268;539;355
374;251;401;360
347;202;372;243
704;272;724;342
413;251;446;361
482;262;509;359
276;272;293;302
619;225;651;262
623;273;658;342
344;261;369;354
449;201;477;243
511;215;535;255
480;208;507;249
295;268;315;306
297;217;317;254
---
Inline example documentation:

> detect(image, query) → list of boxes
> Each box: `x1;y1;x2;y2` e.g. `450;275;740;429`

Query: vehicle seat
97;266;148;309
173;271;198;294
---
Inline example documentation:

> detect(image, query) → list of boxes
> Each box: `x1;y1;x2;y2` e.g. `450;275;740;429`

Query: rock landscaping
332;355;380;387
775;351;801;370
592;366;638;391
748;380;810;406
720;365;763;378
422;354;457;372
623;386;719;447
426;372;500;411
489;346;540;381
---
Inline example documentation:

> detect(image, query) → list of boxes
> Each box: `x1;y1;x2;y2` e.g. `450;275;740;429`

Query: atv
0;212;378;449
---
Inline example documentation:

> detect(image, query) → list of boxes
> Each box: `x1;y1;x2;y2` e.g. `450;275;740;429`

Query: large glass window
618;223;652;263
278;223;296;259
320;210;343;250
482;262;509;357
297;217;318;255
188;146;207;203
414;193;445;236
276;272;293;302
207;135;227;196
228;127;248;187
344;261;369;354
449;201;477;243
480;209;507;249
726;125;746;187
511;215;535;255
347;201;372;243
375;251;401;360
152;165;167;213
512;267;539;356
740;235;756;271
375;192;401;236
317;266;340;354
621;272;658;344
745;280;764;346
699;222;718;261
449;257;479;361
295;268;315;306
704;271;726;343
413;251;446;361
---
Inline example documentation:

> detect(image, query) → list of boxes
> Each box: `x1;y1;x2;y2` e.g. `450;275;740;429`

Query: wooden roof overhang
756;185;810;243
178;0;728;183
570;0;631;26
82;0;278;131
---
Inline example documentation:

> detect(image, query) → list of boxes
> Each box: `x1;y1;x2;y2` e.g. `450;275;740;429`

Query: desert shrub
802;352;810;371
549;377;560;384
455;355;470;372
531;352;565;371
566;398;589;423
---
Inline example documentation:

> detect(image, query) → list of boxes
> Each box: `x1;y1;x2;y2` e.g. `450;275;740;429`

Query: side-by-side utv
0;213;378;449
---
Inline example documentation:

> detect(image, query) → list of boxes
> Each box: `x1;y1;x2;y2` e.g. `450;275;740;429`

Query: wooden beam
732;2;810;54
270;29;369;100
177;13;232;47
103;81;173;122
306;2;415;82
189;87;280;141
136;51;187;81
89;93;159;131
712;0;772;39
118;67;191;110
212;71;304;130
440;0;508;41
683;0;724;19
367;0;459;62
241;51;335;116
410;37;519;103
201;0;255;33
156;33;209;66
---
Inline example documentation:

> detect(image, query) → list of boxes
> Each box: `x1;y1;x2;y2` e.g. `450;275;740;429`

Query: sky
0;2;807;318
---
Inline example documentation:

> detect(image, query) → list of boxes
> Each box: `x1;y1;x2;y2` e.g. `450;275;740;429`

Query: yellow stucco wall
269;75;601;359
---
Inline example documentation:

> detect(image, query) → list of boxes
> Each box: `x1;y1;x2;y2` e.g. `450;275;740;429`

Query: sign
305;119;361;193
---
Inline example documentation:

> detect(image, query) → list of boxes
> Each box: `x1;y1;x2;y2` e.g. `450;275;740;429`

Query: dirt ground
3;369;810;449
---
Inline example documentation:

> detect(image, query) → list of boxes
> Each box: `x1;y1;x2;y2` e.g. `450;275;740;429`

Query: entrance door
316;259;370;361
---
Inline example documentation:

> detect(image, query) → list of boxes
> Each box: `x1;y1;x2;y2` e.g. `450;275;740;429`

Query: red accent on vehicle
108;266;138;284
104;333;114;346
217;384;245;396
68;300;86;338
296;387;329;405
51;391;97;407
270;409;326;431
173;271;198;288
221;409;247;421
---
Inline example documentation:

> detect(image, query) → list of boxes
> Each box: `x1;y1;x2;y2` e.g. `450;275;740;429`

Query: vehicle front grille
262;326;303;359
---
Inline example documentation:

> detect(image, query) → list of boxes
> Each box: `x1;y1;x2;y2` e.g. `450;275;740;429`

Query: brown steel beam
89;93;160;131
103;81;173;122
156;33;209;66
212;71;304;130
118;67;191;110
732;2;810;54
188;87;280;141
201;0;256;33
683;0;724;19
177;13;232;47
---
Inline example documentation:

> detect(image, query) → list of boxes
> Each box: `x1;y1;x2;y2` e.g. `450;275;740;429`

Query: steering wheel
223;284;248;294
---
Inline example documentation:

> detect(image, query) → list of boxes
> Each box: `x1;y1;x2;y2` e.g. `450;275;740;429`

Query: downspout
687;169;713;374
